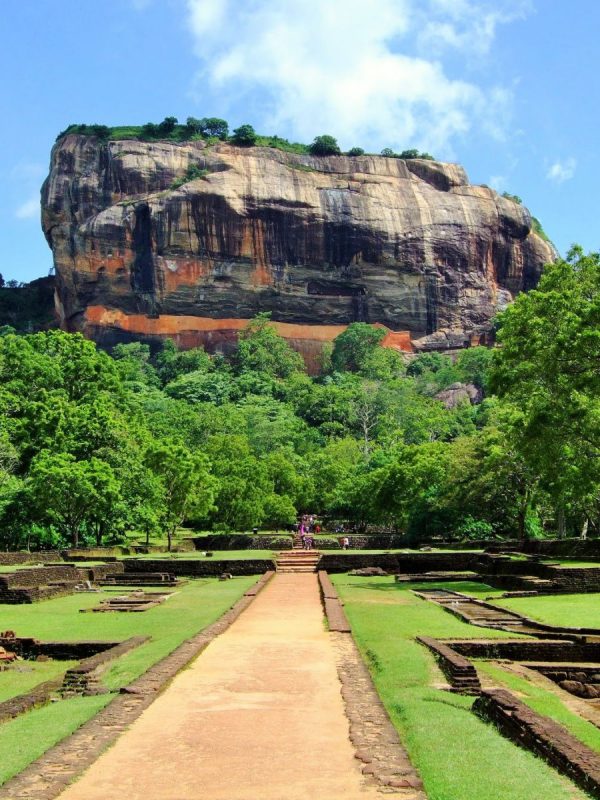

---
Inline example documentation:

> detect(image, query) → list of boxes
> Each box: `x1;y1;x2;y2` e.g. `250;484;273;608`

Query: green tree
27;452;120;547
235;314;304;379
346;147;365;156
203;434;271;530
200;117;229;139
231;124;257;146
155;339;213;386
262;494;297;531
309;135;341;156
331;323;386;373
145;441;216;550
491;247;600;535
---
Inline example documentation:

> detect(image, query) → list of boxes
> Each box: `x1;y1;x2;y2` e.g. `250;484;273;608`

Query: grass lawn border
0;571;274;798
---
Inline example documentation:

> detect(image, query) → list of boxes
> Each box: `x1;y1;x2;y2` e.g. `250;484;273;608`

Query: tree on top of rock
309;135;341;156
231;124;257;146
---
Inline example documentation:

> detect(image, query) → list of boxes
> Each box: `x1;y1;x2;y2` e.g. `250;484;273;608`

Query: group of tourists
295;514;321;550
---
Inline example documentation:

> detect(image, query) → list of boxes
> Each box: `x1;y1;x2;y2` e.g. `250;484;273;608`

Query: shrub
309;135;341;156
171;163;209;189
158;116;178;135
347;147;365;156
231;124;257;146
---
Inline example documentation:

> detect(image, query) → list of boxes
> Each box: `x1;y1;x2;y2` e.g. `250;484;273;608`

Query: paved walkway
58;574;383;800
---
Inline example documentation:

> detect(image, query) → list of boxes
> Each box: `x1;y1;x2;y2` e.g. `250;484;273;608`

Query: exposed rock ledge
42;135;556;369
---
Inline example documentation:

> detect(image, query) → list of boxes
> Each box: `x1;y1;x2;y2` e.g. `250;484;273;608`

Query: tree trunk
167;527;173;552
517;507;526;543
145;527;150;547
581;517;589;540
557;507;566;538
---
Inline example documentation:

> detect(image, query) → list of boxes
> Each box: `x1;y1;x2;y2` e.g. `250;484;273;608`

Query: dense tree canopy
2;253;598;550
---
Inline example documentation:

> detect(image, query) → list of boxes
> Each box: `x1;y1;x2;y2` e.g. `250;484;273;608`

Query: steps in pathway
275;550;321;573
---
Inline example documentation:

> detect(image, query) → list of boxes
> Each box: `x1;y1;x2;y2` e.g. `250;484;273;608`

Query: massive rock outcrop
42;135;556;369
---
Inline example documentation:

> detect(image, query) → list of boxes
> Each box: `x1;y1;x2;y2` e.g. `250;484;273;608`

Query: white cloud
184;0;530;155
15;196;40;220
546;157;576;184
416;0;532;57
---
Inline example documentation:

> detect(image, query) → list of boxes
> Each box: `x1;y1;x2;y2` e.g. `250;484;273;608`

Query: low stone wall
543;566;600;593
190;534;293;551
80;563;125;581
0;636;148;724
61;546;132;560
61;636;148;696
0;565;84;603
319;553;400;573
123;558;274;577
0;550;62;566
474;688;600;798
318;571;351;632
417;636;481;694
520;539;600;558
530;664;600;699
0;678;64;724
449;638;600;662
0;635;125;661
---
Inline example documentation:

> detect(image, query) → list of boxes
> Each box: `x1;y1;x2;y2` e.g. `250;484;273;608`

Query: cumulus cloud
546;157;576;184
184;0;530;155
15;196;39;220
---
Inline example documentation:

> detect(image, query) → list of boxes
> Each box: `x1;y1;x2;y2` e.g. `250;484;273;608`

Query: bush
186;117;229;139
171;164;209;189
455;516;494;540
309;135;341;156
347;147;365;156
231;124;257;147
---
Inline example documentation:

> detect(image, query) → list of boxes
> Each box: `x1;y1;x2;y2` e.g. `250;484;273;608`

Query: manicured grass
333;575;588;800
0;659;77;703
498;593;600;628
475;661;600;752
0;695;111;785
0;577;256;688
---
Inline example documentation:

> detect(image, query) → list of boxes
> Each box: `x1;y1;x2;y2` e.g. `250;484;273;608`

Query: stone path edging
320;571;426;797
0;571;274;800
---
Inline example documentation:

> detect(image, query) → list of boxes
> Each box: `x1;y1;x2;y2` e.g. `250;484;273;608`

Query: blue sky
1;0;598;282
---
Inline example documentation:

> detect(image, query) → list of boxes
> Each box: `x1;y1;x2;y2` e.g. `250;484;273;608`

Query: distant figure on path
342;536;350;550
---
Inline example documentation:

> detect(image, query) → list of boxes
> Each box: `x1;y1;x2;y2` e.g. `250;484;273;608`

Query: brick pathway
51;573;422;800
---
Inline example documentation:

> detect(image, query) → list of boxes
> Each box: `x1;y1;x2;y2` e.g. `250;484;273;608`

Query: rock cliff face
42;135;556;369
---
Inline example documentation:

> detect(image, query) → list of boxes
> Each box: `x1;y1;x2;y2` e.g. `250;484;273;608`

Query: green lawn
0;576;255;785
333;575;589;800
0;659;77;703
0;695;111;785
497;592;600;628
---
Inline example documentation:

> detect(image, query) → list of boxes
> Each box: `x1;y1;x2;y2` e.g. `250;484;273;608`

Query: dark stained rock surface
42;135;557;367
